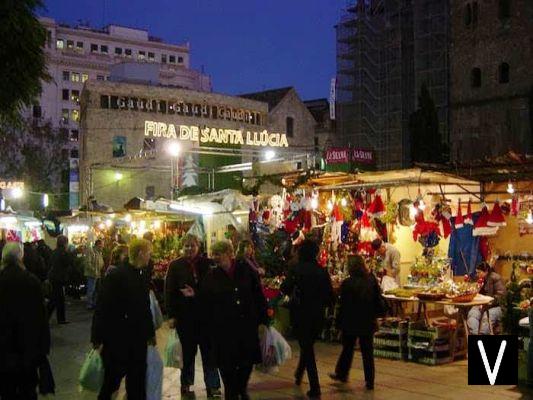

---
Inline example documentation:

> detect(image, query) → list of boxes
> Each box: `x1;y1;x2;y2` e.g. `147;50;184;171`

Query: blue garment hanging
448;212;482;277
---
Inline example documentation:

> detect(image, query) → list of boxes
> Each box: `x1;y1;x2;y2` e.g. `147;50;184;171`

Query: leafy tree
0;0;49;123
409;84;449;163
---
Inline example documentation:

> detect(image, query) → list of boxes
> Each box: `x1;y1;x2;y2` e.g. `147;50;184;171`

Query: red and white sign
325;147;374;164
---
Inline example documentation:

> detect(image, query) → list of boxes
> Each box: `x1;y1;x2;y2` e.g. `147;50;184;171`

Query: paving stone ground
41;299;533;400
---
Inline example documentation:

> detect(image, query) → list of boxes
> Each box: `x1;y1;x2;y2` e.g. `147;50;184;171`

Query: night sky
41;0;341;100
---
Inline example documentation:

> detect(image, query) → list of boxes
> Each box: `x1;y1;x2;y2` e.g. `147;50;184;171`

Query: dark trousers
47;281;66;323
219;364;253;400
295;336;320;393
0;368;38;400
177;327;220;389
98;355;146;400
335;333;374;385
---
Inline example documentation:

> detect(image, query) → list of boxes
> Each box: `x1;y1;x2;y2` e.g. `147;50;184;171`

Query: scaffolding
336;0;449;170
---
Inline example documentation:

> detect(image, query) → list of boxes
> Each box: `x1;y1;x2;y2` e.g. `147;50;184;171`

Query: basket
449;293;477;303
416;293;446;301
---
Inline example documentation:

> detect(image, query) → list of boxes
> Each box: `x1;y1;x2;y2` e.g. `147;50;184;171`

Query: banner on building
325;147;374;165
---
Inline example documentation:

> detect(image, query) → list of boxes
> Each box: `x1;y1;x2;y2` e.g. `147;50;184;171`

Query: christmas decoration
488;201;506;227
473;204;499;236
454;199;464;229
464;199;473;225
367;192;385;219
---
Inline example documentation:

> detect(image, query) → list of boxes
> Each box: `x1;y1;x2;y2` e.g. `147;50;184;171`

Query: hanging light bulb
341;197;347;207
526;209;533;225
327;199;333;211
311;197;318;210
418;197;426;211
507;181;515;194
105;219;113;228
409;204;418;219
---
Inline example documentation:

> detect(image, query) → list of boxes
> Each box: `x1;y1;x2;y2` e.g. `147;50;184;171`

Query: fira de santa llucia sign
144;120;289;148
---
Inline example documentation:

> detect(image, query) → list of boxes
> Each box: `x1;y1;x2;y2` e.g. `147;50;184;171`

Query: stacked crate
408;320;453;365
374;318;409;360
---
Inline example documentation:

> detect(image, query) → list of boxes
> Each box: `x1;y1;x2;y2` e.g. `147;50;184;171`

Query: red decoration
464;199;473;225
367;193;385;218
455;199;464;229
487;201;506;227
511;195;519;216
473;205;498;236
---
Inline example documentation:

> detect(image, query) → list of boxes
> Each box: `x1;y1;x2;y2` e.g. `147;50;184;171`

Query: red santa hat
455;199;464;229
488;201;506;227
473;204;499;236
464;199;473;225
367;192;385;218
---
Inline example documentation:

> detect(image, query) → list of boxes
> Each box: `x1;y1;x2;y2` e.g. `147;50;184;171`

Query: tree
0;0;49;123
409;84;449;163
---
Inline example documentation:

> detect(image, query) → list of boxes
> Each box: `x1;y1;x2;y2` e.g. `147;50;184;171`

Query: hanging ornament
507;181;515;194
511;195;519;217
464;199;473;225
455;199;464;229
367;191;386;218
473;203;499;236
526;209;533;225
487;200;506;227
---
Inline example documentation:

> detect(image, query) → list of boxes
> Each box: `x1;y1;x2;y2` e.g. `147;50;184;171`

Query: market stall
0;212;44;243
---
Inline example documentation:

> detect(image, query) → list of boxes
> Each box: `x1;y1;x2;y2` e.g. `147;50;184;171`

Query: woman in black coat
329;255;385;390
200;241;268;400
280;239;334;399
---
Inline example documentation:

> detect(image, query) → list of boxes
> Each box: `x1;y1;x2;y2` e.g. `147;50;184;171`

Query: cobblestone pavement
41;299;533;400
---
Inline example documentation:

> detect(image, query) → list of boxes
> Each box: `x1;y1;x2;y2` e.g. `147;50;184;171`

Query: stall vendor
371;239;401;284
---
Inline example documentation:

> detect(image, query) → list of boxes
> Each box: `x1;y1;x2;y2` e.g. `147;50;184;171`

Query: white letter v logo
478;340;507;385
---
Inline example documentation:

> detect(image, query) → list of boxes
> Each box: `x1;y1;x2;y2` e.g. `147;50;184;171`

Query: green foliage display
255;230;290;278
151;234;183;262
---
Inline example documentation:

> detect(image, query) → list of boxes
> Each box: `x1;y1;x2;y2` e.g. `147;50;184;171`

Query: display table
383;294;494;360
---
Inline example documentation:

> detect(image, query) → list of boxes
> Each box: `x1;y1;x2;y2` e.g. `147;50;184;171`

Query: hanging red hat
511;195;519;217
455;199;464;229
464;199;473;225
488;201;506;227
367;192;385;218
473;204;499;236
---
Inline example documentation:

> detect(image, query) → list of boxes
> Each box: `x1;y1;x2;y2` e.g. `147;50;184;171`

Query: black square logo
468;335;518;385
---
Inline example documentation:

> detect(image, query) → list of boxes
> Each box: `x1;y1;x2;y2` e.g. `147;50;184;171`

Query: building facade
80;81;313;210
335;0;450;169
34;17;211;208
450;0;533;161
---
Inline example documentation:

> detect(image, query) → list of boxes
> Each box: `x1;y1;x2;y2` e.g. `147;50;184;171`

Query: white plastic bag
149;290;163;330
270;326;291;365
163;330;183;369
146;345;163;400
258;326;291;372
380;275;398;292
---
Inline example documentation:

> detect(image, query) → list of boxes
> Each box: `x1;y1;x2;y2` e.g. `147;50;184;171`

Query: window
71;90;80;103
71;109;80;122
33;105;42;118
314;137;319;146
100;45;108;53
161;54;167;63
499;0;511;20
76;41;84;50
148;52;155;61
90;43;98;52
46;30;52;48
66;39;74;49
70;129;79;141
138;51;146;60
70;149;79;158
286;117;294;137
97;75;105;81
143;138;156;151
112;136;127;158
145;186;155;199
56;39;64;49
499;62;510;83
71;72;80;82
125;48;132;57
82;73;89;83
62;70;70;81
472;2;479;26
169;55;176;63
61;109;69;123
100;95;110;109
178;56;184;63
471;68;481;87
62;89;69;101
465;4;472;26
115;47;122;55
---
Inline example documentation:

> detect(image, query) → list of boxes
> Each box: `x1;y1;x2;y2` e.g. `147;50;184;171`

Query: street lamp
264;149;276;161
114;171;123;181
11;187;23;199
42;194;49;208
166;141;181;200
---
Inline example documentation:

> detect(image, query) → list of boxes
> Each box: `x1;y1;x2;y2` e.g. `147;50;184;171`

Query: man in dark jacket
47;235;73;324
165;234;221;398
23;241;47;282
91;238;155;400
201;241;268;400
0;242;50;399
280;239;334;399
329;255;385;390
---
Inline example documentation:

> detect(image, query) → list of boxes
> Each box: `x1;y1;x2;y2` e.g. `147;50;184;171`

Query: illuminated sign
325;147;374;164
101;95;265;126
0;181;24;190
144;120;289;148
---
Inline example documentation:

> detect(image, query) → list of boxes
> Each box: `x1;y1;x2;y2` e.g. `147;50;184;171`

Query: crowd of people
0;229;505;400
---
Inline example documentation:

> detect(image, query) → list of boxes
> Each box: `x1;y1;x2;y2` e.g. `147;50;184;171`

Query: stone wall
450;0;533;161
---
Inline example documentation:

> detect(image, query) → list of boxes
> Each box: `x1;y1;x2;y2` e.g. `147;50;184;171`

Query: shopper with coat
0;242;51;399
47;235;74;324
165;234;221;398
329;255;385;390
280;239;334;399
200;241;268;400
91;239;155;400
